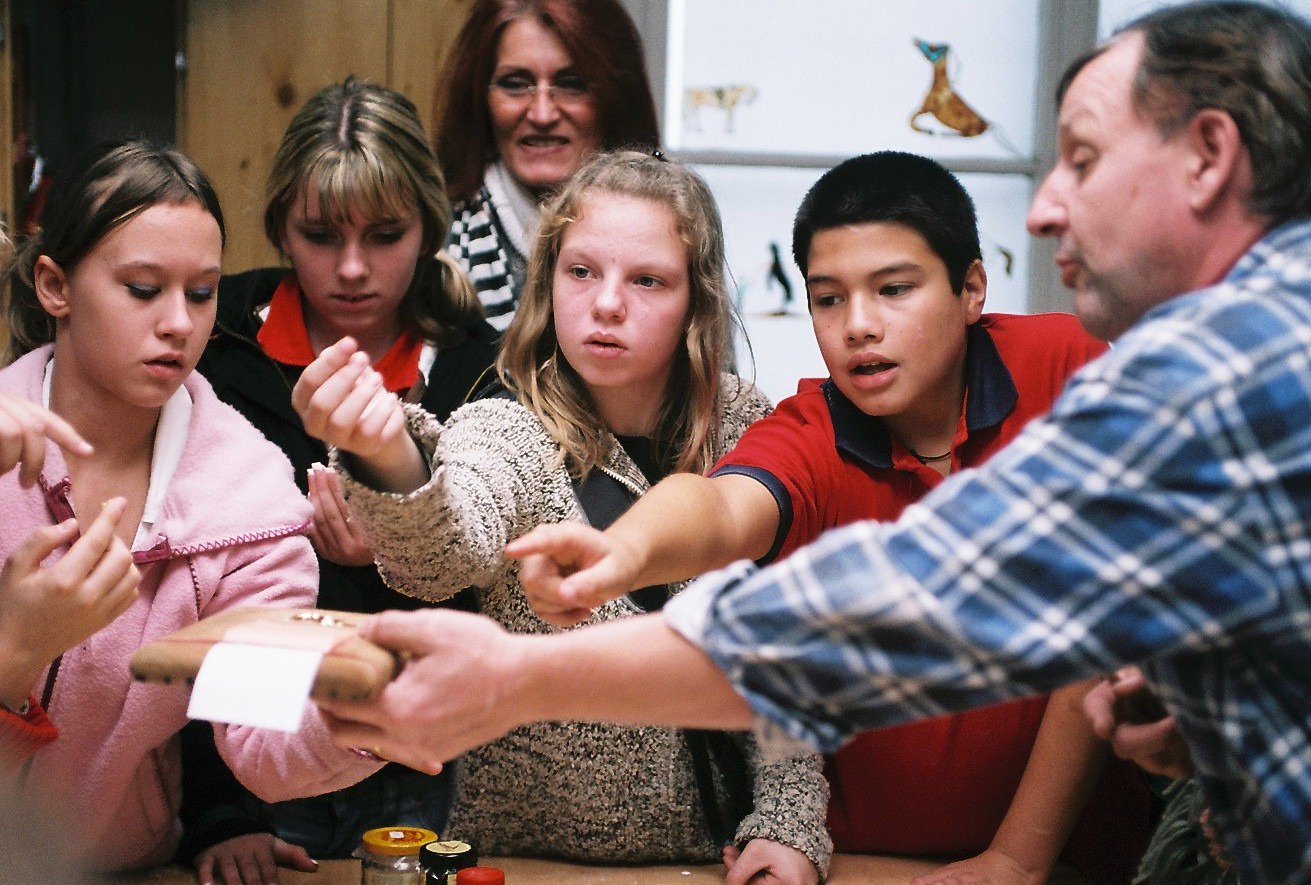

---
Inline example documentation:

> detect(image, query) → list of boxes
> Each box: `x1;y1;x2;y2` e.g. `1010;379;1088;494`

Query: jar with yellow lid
355;826;439;885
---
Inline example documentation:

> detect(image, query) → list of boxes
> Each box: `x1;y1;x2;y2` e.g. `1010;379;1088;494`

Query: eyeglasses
489;73;590;107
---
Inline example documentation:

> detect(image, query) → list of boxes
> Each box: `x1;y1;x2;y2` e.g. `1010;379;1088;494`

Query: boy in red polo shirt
509;152;1152;883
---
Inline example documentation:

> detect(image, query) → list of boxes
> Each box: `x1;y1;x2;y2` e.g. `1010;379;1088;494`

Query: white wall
667;0;1051;402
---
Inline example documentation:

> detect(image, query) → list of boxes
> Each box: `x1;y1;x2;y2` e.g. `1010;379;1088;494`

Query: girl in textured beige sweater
293;151;832;885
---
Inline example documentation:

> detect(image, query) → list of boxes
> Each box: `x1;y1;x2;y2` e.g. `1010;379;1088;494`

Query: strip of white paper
188;643;322;732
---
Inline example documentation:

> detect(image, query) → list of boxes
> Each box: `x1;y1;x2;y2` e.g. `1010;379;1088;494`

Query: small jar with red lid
456;866;506;885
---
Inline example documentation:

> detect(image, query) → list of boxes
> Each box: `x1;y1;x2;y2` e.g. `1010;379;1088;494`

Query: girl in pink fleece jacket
0;140;380;875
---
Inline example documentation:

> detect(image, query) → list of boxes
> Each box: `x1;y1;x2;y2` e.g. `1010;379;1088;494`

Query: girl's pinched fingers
5;519;80;575
320;469;369;541
0;394;91;486
0;397;52;487
296;355;373;442
78;534;139;614
306;470;358;562
312;471;354;536
290;337;358;411
15;417;48;488
305;522;330;558
103;562;142;619
306;465;333;524
65;499;138;605
0;435;21;482
292;346;365;429
323;368;387;445
353;384;402;438
312;465;346;510
51;498;129;582
353;396;403;453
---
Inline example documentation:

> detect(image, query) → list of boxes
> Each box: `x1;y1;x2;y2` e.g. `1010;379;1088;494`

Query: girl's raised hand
0;391;93;487
291;338;405;457
306;462;375;567
0;497;139;707
291;338;428;494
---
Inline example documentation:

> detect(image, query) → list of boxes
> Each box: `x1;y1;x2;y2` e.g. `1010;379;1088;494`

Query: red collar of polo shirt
820;321;1018;471
256;276;422;393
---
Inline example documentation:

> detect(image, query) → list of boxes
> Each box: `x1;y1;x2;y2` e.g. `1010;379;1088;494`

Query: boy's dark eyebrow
806;261;926;288
870;261;926;277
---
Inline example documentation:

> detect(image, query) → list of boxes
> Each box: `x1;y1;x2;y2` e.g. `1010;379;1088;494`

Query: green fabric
1133;778;1239;885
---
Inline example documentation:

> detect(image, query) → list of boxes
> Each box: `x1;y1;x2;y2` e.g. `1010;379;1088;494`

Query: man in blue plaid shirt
316;3;1311;883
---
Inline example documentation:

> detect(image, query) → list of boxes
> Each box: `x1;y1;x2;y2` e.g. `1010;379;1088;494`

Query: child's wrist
0;650;45;712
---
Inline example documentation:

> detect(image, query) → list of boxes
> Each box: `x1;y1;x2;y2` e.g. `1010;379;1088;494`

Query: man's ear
960;259;986;324
1185;108;1245;215
32;256;71;318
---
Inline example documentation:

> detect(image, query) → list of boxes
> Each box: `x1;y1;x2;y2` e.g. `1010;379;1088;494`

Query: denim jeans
265;761;455;859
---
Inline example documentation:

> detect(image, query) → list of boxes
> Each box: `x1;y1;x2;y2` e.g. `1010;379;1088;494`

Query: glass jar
421;839;478;885
355;826;440;885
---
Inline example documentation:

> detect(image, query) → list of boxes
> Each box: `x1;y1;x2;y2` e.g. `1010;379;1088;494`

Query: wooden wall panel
181;0;473;274
181;1;390;273
390;0;473;137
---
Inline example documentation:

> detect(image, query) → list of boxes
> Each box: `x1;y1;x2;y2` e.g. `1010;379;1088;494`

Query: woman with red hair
436;0;660;331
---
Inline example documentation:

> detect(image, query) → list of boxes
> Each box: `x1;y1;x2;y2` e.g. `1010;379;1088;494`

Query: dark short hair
2;139;225;362
791;151;981;293
1061;1;1311;224
434;0;660;202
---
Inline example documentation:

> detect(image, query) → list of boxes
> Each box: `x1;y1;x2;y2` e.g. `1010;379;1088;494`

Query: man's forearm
516;613;755;730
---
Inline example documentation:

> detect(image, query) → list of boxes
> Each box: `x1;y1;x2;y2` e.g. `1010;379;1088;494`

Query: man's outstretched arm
314;607;755;774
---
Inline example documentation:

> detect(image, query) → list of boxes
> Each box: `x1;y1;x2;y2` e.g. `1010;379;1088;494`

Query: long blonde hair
264;77;482;347
497;150;735;478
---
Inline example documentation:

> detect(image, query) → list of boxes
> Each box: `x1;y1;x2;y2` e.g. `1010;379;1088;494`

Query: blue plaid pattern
665;219;1311;885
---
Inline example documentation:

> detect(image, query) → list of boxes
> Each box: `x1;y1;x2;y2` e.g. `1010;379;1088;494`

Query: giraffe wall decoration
909;39;989;137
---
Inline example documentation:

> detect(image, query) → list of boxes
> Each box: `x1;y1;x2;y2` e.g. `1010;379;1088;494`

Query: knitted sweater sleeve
735;739;834;878
710;378;834;876
334;399;568;602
